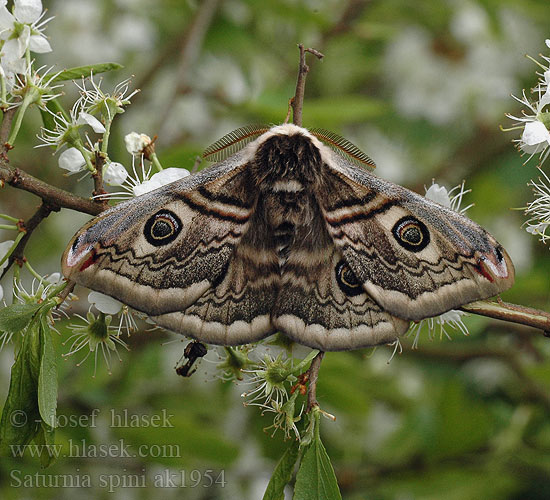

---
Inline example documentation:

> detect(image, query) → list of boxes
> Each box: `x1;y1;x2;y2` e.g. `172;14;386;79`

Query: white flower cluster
98;131;189;198
506;40;550;165
38;75;139;182
0;0;51;89
506;40;550;242
384;3;530;125
0;1;192;376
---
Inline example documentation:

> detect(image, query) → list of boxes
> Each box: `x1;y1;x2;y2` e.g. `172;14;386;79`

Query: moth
62;124;514;351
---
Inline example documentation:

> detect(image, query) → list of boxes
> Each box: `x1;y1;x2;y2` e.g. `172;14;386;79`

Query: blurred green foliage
2;0;550;499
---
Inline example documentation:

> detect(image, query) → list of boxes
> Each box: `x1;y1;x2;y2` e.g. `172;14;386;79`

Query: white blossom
58;147;86;173
521;121;550;154
0;0;52;65
74;75;138;122
506;49;550;165
88;291;123;315
0;54;25;90
124;131;151;155
525;168;550;243
38;77;135;151
408;310;470;349
45;272;61;284
425;183;451;206
103;161;128;186
64;310;129;377
425;181;472;214
76;112;106;133
132;167;189;196
0;239;14;272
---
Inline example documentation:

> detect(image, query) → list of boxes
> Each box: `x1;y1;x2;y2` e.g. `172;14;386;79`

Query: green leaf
0;320;42;453
50;62;123;82
0;302;42;334
263;439;300;500
37;317;57;429
0;312;58;466
293;433;341;500
33;422;57;468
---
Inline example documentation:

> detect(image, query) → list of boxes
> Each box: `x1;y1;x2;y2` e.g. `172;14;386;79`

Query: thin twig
0;202;57;279
91;151;108;210
321;0;371;41
461;299;550;335
0;164;105;216
57;280;75;305
306;351;325;412
191;155;202;174
157;0;221;136
291;44;324;127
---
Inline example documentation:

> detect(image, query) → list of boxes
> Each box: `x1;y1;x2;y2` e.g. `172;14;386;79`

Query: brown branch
321;0;372;40
0;202;58;279
306;351;325;412
91;151;109;211
291;44;324;127
461;299;550;335
0;164;105;216
0;107;16;147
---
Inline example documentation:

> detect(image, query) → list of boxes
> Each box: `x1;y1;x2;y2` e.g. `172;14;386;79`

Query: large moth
62;124;514;351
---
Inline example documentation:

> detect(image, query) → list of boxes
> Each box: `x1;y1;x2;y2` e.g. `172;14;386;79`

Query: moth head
202;123;375;171
63;225;103;277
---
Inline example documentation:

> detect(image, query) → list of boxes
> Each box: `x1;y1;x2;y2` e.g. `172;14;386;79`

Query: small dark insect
175;341;208;377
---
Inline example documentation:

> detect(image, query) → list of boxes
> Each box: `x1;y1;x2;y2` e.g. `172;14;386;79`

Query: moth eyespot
392;216;430;252
495;246;504;262
144;210;182;247
335;259;363;296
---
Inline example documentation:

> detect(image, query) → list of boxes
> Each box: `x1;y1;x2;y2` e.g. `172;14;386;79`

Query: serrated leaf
38;317;57;429
293;436;341;500
50;62;123;82
0;302;42;334
263;439;300;500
